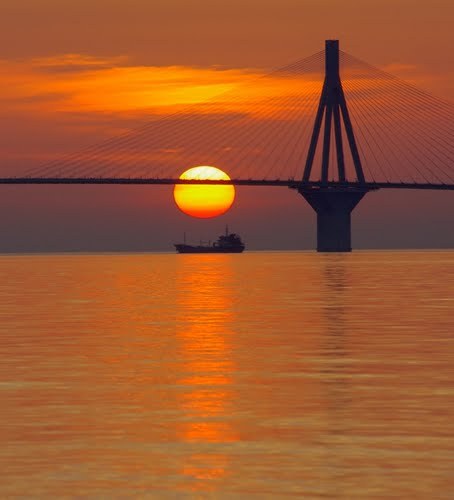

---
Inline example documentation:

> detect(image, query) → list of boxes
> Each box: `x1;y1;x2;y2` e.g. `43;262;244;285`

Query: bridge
3;40;454;251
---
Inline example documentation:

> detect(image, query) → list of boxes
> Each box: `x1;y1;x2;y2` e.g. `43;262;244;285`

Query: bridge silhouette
3;40;454;251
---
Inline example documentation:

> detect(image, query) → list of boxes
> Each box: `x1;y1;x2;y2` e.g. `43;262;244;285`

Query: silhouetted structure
1;40;453;251
299;40;371;252
174;226;245;253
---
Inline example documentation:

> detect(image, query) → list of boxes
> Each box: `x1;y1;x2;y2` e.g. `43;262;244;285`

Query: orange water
1;251;453;498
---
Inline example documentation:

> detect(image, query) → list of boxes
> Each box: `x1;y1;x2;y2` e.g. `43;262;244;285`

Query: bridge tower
299;40;371;252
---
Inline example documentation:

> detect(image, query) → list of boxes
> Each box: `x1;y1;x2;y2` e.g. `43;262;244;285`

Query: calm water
1;251;453;498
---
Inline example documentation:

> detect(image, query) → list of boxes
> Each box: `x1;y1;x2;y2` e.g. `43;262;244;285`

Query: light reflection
175;255;239;491
320;255;353;409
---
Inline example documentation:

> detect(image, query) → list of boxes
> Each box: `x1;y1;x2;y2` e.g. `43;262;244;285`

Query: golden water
1;251;453;498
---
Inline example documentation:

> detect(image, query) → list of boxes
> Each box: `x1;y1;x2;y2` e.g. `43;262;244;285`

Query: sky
0;0;453;252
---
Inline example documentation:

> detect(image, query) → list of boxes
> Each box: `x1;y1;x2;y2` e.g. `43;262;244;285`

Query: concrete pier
300;189;367;252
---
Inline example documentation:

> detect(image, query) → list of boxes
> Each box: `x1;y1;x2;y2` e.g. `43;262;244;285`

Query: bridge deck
0;178;453;190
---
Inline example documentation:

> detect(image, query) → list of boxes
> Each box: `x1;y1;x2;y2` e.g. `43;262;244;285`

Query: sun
173;166;235;218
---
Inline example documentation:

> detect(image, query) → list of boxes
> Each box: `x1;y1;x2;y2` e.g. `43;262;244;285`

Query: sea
1;251;453;498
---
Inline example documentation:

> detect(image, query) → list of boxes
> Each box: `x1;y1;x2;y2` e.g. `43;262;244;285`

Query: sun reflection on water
174;255;239;490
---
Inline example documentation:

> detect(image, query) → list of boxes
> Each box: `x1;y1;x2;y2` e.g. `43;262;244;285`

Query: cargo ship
174;227;245;254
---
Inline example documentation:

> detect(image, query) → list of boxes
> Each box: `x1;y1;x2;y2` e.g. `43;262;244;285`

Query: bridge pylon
299;40;371;252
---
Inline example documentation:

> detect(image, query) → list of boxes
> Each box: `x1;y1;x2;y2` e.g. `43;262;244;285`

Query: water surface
1;251;453;498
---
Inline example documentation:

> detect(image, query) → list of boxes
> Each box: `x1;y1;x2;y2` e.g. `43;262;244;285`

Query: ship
174;227;245;254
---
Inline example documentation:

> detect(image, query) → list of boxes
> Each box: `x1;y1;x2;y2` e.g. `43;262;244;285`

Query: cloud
0;55;260;115
31;54;129;74
0;54;325;116
381;62;454;98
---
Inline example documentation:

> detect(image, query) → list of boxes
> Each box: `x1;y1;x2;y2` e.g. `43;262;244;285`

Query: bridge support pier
299;189;367;252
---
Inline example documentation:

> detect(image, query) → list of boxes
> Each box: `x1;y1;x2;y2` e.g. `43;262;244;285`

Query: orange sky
0;0;452;251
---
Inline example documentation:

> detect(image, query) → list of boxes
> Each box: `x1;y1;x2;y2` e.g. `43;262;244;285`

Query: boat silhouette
174;226;245;254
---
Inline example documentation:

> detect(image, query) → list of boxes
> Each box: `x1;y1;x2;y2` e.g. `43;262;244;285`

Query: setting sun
173;166;235;218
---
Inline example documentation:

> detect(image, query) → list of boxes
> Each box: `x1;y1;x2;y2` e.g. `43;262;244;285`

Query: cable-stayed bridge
2;40;453;251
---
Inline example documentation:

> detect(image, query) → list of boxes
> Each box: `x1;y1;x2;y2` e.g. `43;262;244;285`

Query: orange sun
173;166;235;218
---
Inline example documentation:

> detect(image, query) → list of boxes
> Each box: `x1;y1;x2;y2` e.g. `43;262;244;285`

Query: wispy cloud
31;54;130;74
0;54;326;118
0;55;263;115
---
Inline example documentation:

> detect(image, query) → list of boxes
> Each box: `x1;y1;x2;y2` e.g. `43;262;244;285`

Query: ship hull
174;244;244;254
